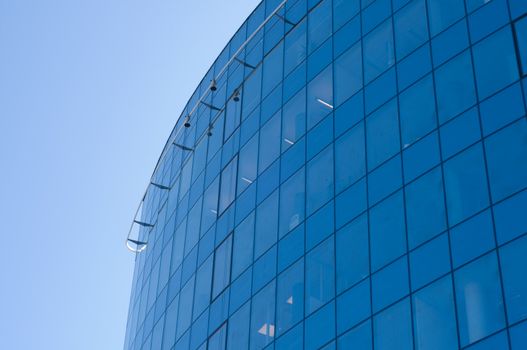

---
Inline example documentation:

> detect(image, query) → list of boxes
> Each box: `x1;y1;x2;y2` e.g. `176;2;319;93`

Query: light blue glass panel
374;298;413;350
305;301;336;350
227;302;250;349
366;99;400;170
306;145;334;216
372;257;409;312
363;18;395;83
334;41;362;106
427;0;465;36
305;237;335;315
279;167;305;238
307;65;333;130
394;0;428;60
212;235;232;299
335;122;365;194
232;212;254;279
254;190;279;259
500;235;527;323
337;279;370;334
276;259;304;337
250;281;276;350
282;88;306;152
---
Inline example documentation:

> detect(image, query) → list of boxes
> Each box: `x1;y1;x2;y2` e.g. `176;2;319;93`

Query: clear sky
0;1;260;349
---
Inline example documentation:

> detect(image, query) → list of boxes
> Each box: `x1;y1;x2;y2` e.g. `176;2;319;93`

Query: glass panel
219;156;238;214
305;236;335;315
305;301;335;350
308;0;332;54
374;298;413;350
238;134;259;194
276;259;305;337
427;0;465;36
334;41;362;106
232;213;255;279
335;122;366;194
282;88;306;152
455;253;506;346
366;99;400;170
394;0;428;60
212;235;232;299
306;145;334;216
372;257;409;312
515;16;527;75
363;18;395;83
250;281;276;350
307;64;333;129
500;235;527;324
280;168;306;238
413;276;458;350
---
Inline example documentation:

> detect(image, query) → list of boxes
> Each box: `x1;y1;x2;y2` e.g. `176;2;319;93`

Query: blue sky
0;1;260;349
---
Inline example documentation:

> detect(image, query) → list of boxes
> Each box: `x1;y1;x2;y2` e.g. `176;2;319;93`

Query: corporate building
123;0;527;349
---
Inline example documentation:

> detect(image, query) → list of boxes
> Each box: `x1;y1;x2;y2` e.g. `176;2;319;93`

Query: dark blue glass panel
305;301;335;350
333;0;360;31
334;41;362;107
472;26;519;99
455;253;506;347
337;279;370;334
276;322;303;350
279;167;305;238
440;107;480;159
278;223;305;273
485;119;527;202
363;18;395;83
335;178;367;228
338;320;372;349
366;99;400;170
306;145;334;216
394;0;428;60
450;210;495;268
334;15;361;57
370;191;407;271
409;234;450;290
362;0;391;34
399;74;437;147
493;189;527;244
402;131;440;183
306;200;334;251
435;51;476;123
336;214;369;293
427;0;465;36
480;82;525;136
412;276;458;350
499;235;527;324
468;0;509;43
307;113;333;160
276;259;304;336
397;43;432;90
374;298;413;350
335;122;366;193
372;256;409;312
431;18;469;67
516;16;527;74
510;321;527;350
305;236;335;315
334;91;363;137
443;143;490;225
368;154;402;206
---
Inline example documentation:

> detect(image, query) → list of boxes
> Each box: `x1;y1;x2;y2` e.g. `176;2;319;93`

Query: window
402;131;441;182
472;26;519;99
480;82;525;136
259;112;281;174
177;277;195;338
366;99;400;170
284;18;307;76
219;156;238;214
232;213;255;279
305;301;335;350
276;323;303;350
306;145;334;216
306;200;334;251
374;298;413;350
250;281;276;350
427;0;465;36
368;155;402;205
399;75;437;147
500;235;527;324
338;320;372;349
193;256;213;320
252;246;277;292
307;114;333;160
373;257;409;314
515;16;527;75
431;19;469;67
254;190;279;259
449;210;495;268
394;0;428;60
334;41;362;106
443;143;490;226
308;0;332;54
305;236;335;315
212;235;232;299
409;234;450;290
276;259;304;336
494;190;527;244
333;0;360;31
279;167;305;238
238;134;258;194
282;88;306;153
336;214;369;293
278;223;305;273
455;253;506;346
370;191;406;271
262;42;284;98
337;279;370;334
363;19;394;83
468;0;509;43
336;178;367;228
362;0;391;34
227;303;250;349
242;66;262;116
440;107;480;159
307;64;333;130
485;119;527;202
230;268;252;314
335;122;366;194
413;276;458;350
435;51;476;123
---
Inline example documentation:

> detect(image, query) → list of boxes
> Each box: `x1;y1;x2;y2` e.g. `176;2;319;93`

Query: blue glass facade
124;0;527;349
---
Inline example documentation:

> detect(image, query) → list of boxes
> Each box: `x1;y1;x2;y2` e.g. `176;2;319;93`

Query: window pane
394;0;428;60
193;256;213;319
443;143;490;226
284;19;307;75
250;281;276;350
262;42;284;98
435;50;476;124
212;235;232;299
232;213;255;279
405;167;447;248
409;234;450;290
472;26;519;99
455;253;506;346
238;134;258;194
307;65;333;129
413;276;458;350
366;99;400;170
399;75;436;147
279;167;305;238
227;302;250;349
485;119;527;202
370;191;406;271
306;236;335;315
338;320;372;349
219;156;238;214
516;16;527;75
306;145;334;216
308;0;332;54
305;301;335;350
259;112;281;174
336;214;369;293
363;19;395;83
335;122;366;193
427;0;465;36
277;259;305;336
334;41;362;106
374;298;413;350
254;190;279;258
282;88;306;152
500;235;527;324
337;279;370;334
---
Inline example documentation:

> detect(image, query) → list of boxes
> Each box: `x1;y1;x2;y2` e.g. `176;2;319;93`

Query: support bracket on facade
234;57;256;69
172;142;194;152
274;13;296;26
133;220;154;228
126;238;148;253
150;182;171;190
200;101;222;111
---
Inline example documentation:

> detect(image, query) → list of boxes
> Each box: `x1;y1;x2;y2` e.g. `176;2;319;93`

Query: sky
0;0;260;349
